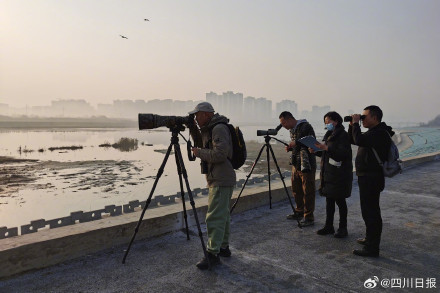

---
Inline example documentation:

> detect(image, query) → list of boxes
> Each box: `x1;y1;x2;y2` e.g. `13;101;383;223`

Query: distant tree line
421;114;440;127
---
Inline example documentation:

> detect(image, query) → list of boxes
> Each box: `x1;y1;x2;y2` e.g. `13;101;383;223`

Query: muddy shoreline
0;131;412;201
0;140;303;203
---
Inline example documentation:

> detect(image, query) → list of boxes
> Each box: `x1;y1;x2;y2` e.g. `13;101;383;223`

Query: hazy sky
1;0;439;122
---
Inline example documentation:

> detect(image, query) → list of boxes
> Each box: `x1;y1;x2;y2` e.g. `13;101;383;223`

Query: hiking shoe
286;212;303;220
353;247;379;257
357;238;367;245
299;218;314;227
219;246;231;257
334;228;348;238
196;253;220;270
317;226;335;235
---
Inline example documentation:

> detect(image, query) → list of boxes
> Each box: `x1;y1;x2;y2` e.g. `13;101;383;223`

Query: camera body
138;113;193;130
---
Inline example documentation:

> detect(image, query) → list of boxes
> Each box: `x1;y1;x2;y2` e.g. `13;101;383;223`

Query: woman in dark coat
310;111;353;238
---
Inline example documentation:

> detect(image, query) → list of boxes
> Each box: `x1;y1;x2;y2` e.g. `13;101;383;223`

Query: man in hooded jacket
279;111;317;227
189;102;236;269
348;105;394;257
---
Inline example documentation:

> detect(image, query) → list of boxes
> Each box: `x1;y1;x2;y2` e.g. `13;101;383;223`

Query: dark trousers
358;175;384;251
325;197;347;229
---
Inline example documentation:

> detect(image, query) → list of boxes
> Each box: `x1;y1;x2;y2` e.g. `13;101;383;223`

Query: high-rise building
311;105;331;121
205;91;243;121
222;91;243;121
243;96;256;122
51;99;95;117
255;97;272;123
206;92;221;112
276;100;298;118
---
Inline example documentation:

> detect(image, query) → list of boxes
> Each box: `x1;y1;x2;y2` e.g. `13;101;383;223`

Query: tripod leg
266;143;272;209
268;145;302;228
175;151;190;240
122;143;174;264
230;143;267;214
173;143;211;267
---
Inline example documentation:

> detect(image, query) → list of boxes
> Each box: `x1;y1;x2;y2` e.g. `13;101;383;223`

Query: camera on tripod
138;113;194;130
256;124;282;136
124;113;208;265
138;113;199;164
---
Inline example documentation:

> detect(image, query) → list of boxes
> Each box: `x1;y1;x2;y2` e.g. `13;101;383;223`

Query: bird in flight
119;35;128;39
144;18;149;21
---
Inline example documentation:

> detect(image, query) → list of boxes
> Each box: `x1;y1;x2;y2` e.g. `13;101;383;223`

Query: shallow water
1;125;437;229
399;127;440;158
0;126;300;228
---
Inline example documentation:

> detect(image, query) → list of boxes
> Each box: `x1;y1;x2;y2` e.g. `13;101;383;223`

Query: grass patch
17;146;35;154
48;146;83;151
99;137;138;152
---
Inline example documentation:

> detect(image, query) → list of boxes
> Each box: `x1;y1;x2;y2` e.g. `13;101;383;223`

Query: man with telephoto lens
188;102;236;270
348;105;394;257
279;111;317;227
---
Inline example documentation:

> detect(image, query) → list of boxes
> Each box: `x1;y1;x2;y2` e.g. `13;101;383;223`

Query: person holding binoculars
348;105;394;257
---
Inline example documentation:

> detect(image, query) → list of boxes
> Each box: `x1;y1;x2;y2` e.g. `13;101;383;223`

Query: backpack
210;122;247;170
372;134;402;178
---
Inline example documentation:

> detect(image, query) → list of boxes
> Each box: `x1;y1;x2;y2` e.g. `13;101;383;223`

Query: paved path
1;161;439;292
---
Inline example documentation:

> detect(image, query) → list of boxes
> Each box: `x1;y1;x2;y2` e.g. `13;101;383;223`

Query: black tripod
122;125;210;267
230;135;301;228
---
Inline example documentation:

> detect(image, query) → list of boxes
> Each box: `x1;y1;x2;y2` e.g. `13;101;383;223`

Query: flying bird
119;35;128;39
144;18;149;21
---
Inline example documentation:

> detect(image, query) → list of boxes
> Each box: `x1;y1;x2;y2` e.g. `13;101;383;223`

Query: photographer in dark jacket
348;105;394;257
310;111;352;238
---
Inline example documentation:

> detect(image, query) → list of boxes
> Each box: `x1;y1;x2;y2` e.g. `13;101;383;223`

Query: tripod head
263;135;289;147
168;124;186;134
165;124;198;162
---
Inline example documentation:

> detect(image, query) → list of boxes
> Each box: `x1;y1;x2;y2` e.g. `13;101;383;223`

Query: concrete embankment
0;152;439;291
394;130;413;152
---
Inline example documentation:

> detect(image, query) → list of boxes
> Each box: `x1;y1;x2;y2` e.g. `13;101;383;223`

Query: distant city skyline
0;90;421;127
1;1;439;123
0;91;332;124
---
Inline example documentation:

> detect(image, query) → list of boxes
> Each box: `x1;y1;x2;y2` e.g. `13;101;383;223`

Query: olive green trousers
206;186;234;255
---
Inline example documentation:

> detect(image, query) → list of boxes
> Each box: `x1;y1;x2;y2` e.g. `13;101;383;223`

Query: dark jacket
190;113;236;187
348;122;394;176
289;119;317;172
316;124;353;199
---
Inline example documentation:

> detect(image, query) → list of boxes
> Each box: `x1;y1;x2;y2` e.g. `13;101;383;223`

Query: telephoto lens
138;114;192;130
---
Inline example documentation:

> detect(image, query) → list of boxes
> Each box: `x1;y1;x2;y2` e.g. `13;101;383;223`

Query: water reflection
3;125;436;229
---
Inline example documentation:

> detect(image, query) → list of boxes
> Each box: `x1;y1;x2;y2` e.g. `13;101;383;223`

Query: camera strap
187;140;196;161
178;132;196;161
